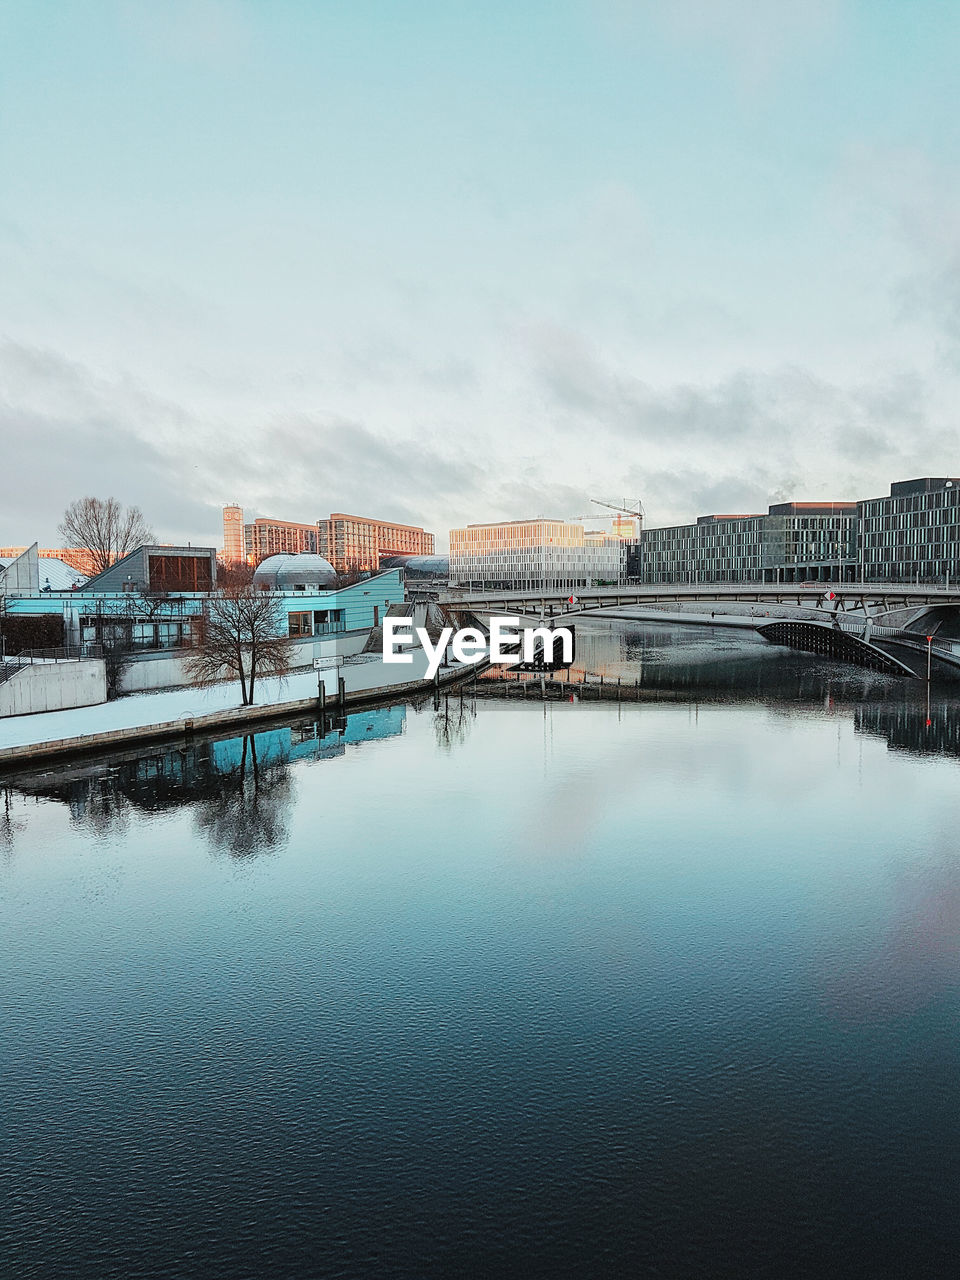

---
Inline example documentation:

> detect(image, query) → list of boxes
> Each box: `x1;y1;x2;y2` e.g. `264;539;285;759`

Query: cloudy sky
2;0;960;550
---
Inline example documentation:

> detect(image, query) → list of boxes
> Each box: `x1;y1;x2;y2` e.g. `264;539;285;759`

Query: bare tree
185;587;293;705
216;559;255;588
58;497;154;576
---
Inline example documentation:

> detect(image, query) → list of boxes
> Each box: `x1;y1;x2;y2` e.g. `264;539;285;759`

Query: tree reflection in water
194;734;292;858
433;690;476;753
0;706;407;857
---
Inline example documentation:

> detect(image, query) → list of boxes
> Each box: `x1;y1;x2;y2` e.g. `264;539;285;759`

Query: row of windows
80;619;197;649
288;609;346;637
861;491;960;517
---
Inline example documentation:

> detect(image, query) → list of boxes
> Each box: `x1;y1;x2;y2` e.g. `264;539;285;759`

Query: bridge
439;583;960;678
441;582;960;618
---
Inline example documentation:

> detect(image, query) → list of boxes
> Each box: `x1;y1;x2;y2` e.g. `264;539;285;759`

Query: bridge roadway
440;582;960;677
442;582;960;620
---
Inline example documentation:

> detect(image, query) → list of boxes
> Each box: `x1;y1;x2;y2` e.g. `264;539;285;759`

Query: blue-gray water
2;622;960;1278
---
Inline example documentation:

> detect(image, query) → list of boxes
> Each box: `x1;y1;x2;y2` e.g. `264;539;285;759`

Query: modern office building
627;501;860;584
247;516;318;561
317;513;435;574
3;542;403;696
222;506;434;572
221;507;319;564
449;519;624;591
858;478;960;583
633;514;765;584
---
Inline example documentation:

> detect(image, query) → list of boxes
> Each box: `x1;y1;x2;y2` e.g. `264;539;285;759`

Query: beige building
221;506;246;563
449;519;623;591
318;513;435;574
221;506;318;564
222;505;434;572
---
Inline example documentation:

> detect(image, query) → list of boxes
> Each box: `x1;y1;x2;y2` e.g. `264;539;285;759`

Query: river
2;620;959;1278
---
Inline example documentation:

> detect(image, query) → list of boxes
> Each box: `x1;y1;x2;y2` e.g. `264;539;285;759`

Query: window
314;609;345;635
148;554;212;592
288;611;312;637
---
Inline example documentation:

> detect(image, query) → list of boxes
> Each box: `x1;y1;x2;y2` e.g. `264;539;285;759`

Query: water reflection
4;624;960;1278
481;620;960;765
855;698;960;758
433;688;477;752
563;619;914;701
6;623;960;846
5;704;407;854
0;786;25;852
194;734;293;859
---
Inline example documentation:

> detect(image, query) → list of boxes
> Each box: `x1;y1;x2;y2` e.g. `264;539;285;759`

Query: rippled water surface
2;623;960;1278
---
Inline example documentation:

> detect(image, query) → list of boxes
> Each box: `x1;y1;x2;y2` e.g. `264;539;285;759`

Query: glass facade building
628;503;860;584
858;478;960;583
449;520;624;590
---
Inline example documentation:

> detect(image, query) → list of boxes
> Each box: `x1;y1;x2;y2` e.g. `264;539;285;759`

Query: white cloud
594;0;842;90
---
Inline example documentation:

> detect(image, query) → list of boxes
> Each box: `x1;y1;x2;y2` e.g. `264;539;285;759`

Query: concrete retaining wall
119;652;192;694
0;662;479;767
118;631;371;695
0;660;107;717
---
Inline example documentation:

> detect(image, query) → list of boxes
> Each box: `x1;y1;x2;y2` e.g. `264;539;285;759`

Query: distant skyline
3;1;960;552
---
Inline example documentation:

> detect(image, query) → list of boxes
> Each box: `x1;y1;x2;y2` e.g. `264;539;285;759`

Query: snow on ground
0;670;322;751
0;645;456;751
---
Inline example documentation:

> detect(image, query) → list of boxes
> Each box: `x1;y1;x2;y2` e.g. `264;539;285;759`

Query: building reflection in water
855;698;960;759
478;621;960;766
3;704;406;856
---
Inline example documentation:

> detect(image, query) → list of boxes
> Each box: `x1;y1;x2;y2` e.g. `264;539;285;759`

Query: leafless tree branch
58;497;154;576
185;587;293;706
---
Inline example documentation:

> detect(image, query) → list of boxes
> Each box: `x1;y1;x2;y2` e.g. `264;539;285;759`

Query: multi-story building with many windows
635;514;765;584
221;506;319;564
222;506;434;572
628;502;859;584
317;514;435;574
245;516;318;562
449;519;624;591
857;478;960;583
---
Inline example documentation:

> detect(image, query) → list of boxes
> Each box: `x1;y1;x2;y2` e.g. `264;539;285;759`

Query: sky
2;0;960;551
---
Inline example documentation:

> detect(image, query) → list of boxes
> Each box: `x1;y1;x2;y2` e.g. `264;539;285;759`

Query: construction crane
590;497;644;522
570;498;645;530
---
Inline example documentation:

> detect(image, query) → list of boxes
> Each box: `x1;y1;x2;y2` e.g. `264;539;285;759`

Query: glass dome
252;553;337;591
